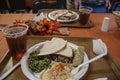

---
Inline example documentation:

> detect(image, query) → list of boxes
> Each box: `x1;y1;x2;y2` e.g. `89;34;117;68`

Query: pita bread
51;10;68;19
38;37;67;56
55;43;73;57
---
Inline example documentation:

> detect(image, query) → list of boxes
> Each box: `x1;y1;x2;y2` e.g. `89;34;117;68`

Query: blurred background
0;0;120;14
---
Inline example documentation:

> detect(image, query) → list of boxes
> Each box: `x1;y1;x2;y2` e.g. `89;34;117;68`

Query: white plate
48;10;79;23
21;42;89;80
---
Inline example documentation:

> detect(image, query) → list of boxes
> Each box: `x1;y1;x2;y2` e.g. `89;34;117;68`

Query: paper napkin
93;39;107;55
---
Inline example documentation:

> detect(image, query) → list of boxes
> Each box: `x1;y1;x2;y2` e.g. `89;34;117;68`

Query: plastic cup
79;6;93;25
2;24;28;60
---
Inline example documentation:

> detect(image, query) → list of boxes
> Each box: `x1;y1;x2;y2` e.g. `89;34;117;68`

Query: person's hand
105;0;111;9
74;0;82;9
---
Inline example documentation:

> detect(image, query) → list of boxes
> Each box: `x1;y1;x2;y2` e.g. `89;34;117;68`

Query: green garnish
28;51;51;73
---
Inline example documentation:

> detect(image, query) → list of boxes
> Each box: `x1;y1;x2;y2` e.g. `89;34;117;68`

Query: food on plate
27;37;85;79
38;37;67;56
28;51;51;72
55;44;73;58
51;10;68;19
41;62;73;80
50;10;77;20
38;37;73;58
72;46;84;67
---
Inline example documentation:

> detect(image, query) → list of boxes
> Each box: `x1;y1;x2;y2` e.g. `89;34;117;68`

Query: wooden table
0;12;120;65
0;10;120;79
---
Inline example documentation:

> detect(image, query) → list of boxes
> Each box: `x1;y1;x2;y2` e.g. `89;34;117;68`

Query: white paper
101;17;110;32
93;39;105;55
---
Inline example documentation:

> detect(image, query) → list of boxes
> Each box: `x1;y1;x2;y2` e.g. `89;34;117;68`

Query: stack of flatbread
38;37;73;58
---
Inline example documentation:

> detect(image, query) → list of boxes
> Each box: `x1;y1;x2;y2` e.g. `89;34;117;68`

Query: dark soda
79;10;90;25
2;24;28;60
6;34;27;60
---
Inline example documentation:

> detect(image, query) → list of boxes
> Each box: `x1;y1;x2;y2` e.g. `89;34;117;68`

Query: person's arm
104;0;111;9
74;0;82;9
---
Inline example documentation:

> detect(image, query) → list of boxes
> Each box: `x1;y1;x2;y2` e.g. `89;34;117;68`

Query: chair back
82;0;109;13
32;0;66;13
0;0;10;13
8;0;27;13
112;1;120;11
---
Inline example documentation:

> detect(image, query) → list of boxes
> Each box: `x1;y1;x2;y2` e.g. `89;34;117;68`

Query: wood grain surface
0;10;120;66
0;36;119;80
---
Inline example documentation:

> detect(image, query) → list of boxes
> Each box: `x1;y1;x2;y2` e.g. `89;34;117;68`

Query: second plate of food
48;10;79;23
